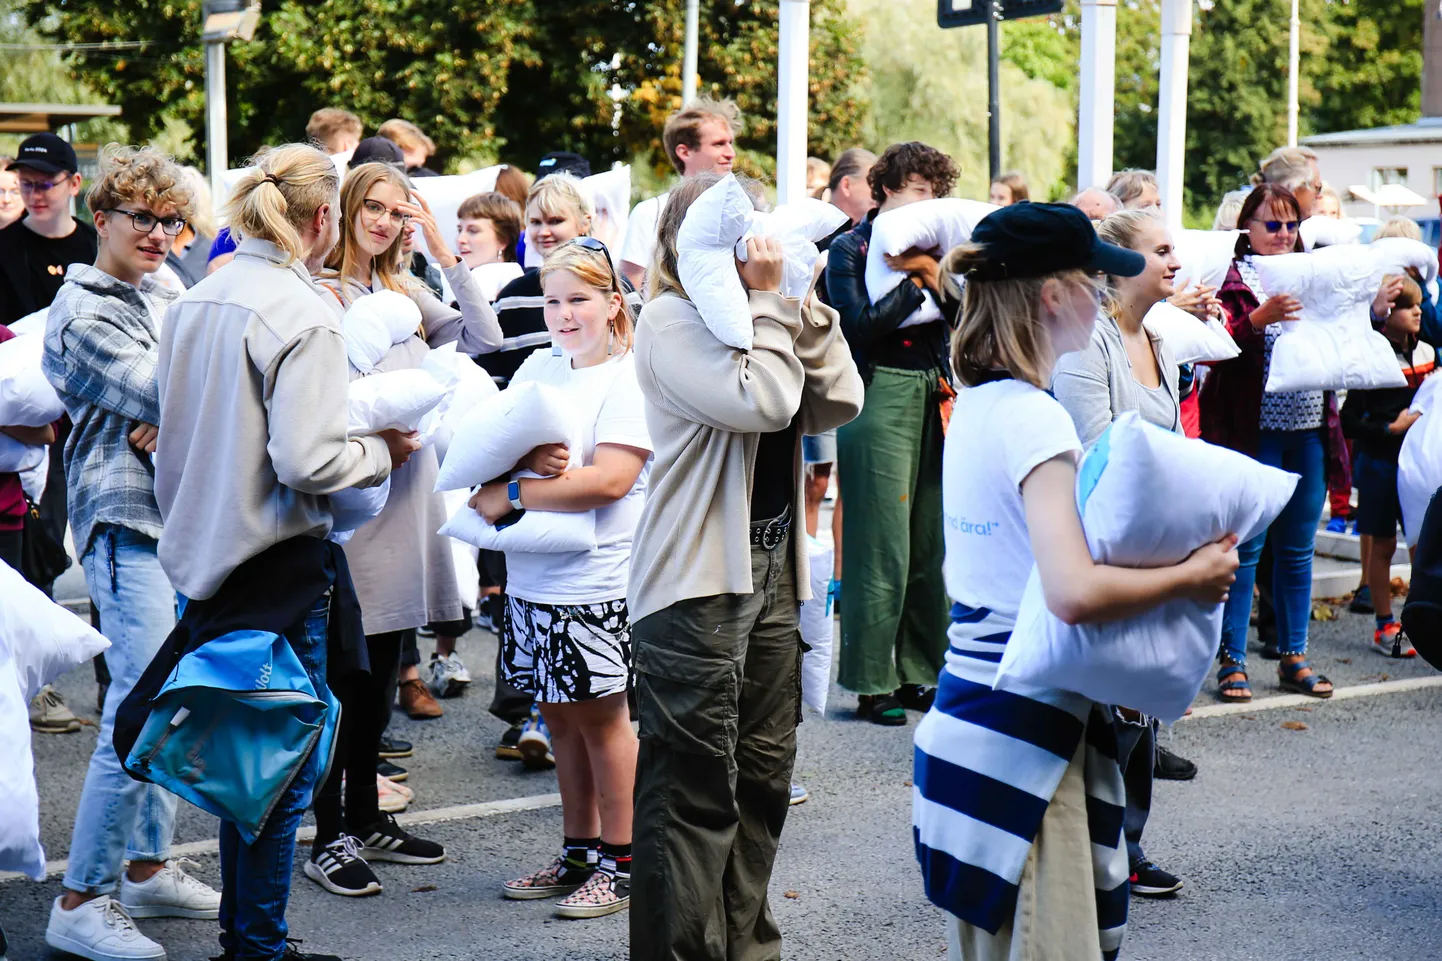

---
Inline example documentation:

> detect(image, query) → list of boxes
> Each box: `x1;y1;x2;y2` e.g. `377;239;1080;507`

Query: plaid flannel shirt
43;263;178;556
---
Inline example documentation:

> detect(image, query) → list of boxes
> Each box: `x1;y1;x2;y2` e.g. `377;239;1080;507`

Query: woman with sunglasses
301;162;503;898
1199;183;1342;702
40;145;224;961
467;237;652;919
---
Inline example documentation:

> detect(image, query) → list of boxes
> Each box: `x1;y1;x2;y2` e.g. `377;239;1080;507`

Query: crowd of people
0;89;1434;961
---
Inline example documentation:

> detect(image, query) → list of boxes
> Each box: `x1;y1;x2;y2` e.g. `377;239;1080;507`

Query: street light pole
1287;0;1300;146
205;41;228;201
1077;0;1117;189
682;0;700;106
986;1;1001;180
776;0;810;206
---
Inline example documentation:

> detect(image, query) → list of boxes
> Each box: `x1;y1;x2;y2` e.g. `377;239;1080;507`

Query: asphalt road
5;606;1442;961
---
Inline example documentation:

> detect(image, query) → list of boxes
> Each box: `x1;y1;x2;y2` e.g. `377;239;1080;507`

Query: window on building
1372;167;1408;190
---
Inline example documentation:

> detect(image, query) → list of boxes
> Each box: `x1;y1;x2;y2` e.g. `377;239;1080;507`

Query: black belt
749;505;791;550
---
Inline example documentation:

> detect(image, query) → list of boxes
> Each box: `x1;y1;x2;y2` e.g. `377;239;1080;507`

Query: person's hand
399;192;457;268
1371;274;1406;321
885;248;942;295
736;235;784;293
519;443;569;477
1249;294;1302;329
128;422;159;453
468;481;512;525
1389;409;1422;435
1180;534;1239;604
1168;283;1221;322
378;428;422;470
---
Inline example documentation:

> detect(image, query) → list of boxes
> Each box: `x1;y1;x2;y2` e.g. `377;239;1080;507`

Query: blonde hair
941;243;1100;390
1212;189;1249;230
647;172;724;301
1096;208;1164;314
662;98;741;175
178;165;216;238
526;173;593;230
306;108;362;150
539;242;635;351
322;162;421;306
1106;169;1158;208
377;118;436;159
222;144;340;265
806;156;832;199
1252;146;1316;190
1374;217;1423;242
86;144;197;224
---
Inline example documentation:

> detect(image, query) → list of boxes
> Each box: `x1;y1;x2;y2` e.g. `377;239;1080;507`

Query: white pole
1287;0;1300;146
682;0;700;107
205;41;228;199
1077;0;1118;190
1155;0;1192;232
776;0;809;206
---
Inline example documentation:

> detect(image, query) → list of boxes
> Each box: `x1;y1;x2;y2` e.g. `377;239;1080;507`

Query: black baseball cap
349;136;404;169
967;202;1145;280
10;133;78;175
536;151;590;181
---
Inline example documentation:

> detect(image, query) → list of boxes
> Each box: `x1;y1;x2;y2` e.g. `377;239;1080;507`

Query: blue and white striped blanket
913;602;1130;960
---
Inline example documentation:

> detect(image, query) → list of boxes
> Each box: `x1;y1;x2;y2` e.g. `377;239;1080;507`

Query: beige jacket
628;290;864;623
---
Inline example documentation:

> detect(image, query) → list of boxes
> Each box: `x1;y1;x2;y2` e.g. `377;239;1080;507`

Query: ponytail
222;144;339;265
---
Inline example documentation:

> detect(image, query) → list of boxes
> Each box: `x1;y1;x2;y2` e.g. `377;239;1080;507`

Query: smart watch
507;479;524;511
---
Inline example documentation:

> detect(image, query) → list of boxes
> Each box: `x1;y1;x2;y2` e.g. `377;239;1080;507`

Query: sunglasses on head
560;236;621;292
1258;219;1300;234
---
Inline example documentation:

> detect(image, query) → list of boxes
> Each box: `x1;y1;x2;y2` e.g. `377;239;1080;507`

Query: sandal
1216;663;1252;702
1278;659;1333;698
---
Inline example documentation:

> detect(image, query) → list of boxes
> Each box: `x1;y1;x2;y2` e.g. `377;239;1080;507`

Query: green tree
1307;0;1424;134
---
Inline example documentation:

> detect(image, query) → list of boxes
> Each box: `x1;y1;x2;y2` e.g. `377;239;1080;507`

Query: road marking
0;792;561;884
1182;673;1442;720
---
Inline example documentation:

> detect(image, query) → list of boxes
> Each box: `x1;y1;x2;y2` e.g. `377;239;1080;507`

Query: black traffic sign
937;0;1063;28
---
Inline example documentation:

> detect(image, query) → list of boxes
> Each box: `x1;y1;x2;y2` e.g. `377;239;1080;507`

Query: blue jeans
65;525;179;895
217;592;330;961
1220;428;1327;664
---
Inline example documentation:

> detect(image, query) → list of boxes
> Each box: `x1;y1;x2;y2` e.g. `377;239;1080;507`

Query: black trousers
313;630;407;844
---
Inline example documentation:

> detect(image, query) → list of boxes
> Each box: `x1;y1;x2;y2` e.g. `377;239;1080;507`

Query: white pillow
19;451;48;503
327;476;391;545
994;413;1298;722
348;367;448;435
1399;373;1442;542
0;655;43;879
0;334;66;427
865;198;998;329
740;199;850;300
1173;229;1242;291
7;307;47;338
471;262;526;304
0;432;45;474
434;380;574;492
1300;216;1362;251
438;502;598;554
1370;236;1440;285
0;557;111;703
676;175;761;352
583;165;633;253
442;488;481;610
799;535;835;715
1142;301;1240;364
417;342;500;451
1253;244;1417;392
341;290;424;374
409;166;503;262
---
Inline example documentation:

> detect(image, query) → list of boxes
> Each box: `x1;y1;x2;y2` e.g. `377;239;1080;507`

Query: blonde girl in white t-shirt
468;238;651;920
911;203;1238;961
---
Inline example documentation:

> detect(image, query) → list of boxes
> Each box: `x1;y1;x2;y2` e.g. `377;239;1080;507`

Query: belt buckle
761;518;785;550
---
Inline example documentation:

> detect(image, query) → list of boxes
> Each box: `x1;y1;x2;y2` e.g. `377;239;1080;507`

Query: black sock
599;840;632;879
561;836;600;881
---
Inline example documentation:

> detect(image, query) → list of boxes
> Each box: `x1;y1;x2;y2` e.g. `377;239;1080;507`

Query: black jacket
1340;338;1435;462
824;210;952;382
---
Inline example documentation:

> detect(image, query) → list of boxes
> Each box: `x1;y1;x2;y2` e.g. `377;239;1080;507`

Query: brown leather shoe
399;678;443;719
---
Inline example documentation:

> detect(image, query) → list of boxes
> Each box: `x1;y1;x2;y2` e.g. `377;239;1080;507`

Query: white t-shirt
619;193;669;271
942;380;1081;648
503;349;654;606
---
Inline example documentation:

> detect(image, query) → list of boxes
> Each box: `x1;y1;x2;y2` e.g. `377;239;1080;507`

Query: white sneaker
45;896;165;961
424;651;471;698
118;859;220;920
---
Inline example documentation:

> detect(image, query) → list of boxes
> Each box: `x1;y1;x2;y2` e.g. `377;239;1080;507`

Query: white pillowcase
0;432;45;474
0;655;43;879
327;476;391;546
438;502;598;554
348;368;449;435
1173;229;1242;291
442;488;481;610
408;166;502;263
0;334;66;427
1142;301;1240;364
799;535;835;715
1399;373;1442;543
0;557;111;704
865;198;998;329
471;262;526;304
435;380;575;492
417;342;500;453
740;199;850;300
1300;216;1363;251
583;165;633;252
7;307;47;338
341;290;424;374
1253;242;1432;392
994;413;1298;722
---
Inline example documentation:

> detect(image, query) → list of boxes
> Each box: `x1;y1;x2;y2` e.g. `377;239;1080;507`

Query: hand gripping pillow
739;199;850;300
1173;229;1242;291
0;655;43;879
865;198;999;329
438;503;598;554
676;174;761;351
994;413;1298;722
409;166;502;263
799;535;835;714
341;290;424;374
1300;216;1363;251
434;380;574;492
1254;244;1417;392
0;333;65;427
0;557;111;703
348;367;449;435
1399;374;1442;543
1142;301;1240;364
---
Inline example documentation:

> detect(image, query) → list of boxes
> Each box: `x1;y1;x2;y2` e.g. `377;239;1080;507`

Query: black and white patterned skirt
500;597;632;703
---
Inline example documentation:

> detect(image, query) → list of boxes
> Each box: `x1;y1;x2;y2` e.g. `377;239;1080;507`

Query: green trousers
836;366;950;695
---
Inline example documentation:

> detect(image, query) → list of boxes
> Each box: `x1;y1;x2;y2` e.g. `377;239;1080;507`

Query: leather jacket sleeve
824;228;927;353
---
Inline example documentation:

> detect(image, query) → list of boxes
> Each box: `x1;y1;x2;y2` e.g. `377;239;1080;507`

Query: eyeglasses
18;177;72;194
1257;219;1300;234
361;198;411;229
561;236;621;293
102;208;188;236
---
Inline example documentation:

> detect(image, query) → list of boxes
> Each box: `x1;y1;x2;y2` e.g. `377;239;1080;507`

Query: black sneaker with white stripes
304;836;382;897
353;814;446;864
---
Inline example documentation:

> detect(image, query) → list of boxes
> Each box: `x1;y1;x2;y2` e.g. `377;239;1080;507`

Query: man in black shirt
0;133;98;326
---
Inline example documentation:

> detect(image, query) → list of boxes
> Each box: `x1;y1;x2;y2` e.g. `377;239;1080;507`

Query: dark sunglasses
1257;219;1300;234
102;208;188;237
561;236;621;293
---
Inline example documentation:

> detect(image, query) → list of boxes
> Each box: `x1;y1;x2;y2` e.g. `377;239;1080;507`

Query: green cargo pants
835;365;950;695
630;533;802;961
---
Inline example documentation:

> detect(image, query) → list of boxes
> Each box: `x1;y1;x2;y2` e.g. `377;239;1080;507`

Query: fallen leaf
1242;715;1258;720
411;885;438;893
902;779;913;787
1281;720;1308;731
1380;673;1391;681
1296;706;1313;712
784;890;800;900
1311;603;1336;622
1337;658;1352;665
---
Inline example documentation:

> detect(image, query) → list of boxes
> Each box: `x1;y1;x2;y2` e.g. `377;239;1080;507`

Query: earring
607;324;615;356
